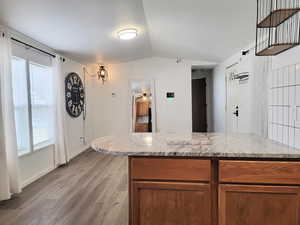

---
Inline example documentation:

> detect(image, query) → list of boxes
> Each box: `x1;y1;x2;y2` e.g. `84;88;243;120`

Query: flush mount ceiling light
118;28;138;40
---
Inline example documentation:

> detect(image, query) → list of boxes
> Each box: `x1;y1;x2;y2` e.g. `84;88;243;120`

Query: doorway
192;78;207;132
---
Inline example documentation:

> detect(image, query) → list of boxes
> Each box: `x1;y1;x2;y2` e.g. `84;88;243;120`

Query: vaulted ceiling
0;0;256;64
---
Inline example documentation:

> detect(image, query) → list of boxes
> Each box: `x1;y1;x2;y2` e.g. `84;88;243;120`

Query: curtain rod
11;37;56;58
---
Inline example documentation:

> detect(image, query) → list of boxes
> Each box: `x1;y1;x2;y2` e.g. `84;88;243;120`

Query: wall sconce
97;65;108;84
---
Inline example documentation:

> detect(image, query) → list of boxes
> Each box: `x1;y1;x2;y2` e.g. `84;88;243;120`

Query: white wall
19;145;55;187
212;42;300;150
61;59;94;160
87;57;216;136
212;44;263;134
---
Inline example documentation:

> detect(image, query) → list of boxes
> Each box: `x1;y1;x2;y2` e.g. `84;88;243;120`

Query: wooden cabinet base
219;184;300;225
129;157;300;225
132;181;211;225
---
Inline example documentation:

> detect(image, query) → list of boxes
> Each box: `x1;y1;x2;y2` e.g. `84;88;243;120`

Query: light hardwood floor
0;150;128;225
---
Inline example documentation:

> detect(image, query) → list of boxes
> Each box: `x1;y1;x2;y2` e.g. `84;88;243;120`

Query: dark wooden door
192;78;207;132
219;184;300;225
132;181;211;225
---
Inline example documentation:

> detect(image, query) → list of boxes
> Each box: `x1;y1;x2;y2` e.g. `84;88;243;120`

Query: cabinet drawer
219;160;300;185
130;158;211;182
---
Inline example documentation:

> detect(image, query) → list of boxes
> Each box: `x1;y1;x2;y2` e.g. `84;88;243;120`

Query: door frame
192;78;208;132
128;79;157;133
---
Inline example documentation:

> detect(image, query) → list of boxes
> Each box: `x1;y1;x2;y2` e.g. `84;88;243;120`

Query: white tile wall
296;128;300;149
268;63;300;149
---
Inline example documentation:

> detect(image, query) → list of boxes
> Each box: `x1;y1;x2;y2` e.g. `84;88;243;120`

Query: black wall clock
65;72;85;118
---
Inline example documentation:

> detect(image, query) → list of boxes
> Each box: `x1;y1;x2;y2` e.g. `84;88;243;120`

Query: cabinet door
219;184;300;225
132;181;211;225
136;102;149;116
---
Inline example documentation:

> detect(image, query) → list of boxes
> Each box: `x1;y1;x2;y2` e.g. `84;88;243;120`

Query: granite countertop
91;133;300;159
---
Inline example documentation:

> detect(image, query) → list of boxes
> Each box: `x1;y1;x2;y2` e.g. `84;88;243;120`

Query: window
11;56;54;156
11;57;31;155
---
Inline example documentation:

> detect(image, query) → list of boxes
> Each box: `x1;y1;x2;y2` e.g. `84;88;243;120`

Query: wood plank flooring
0;150;128;225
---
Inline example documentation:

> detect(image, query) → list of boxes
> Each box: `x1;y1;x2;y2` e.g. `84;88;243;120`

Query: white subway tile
278;68;284;87
289;127;295;147
289;86;296;106
283;107;289;126
268;70;273;89
272;70;278;88
268;89;273;105
296;86;300;105
268;107;272;123
268;123;273;140
277;107;284;124
296;107;300;128
273;124;278;142
283;87;289;106
273;107;279;124
277;125;283;143
273;88;278;105
278;88;284;105
295;128;300;149
296;64;300;85
284;66;290;87
289;64;296;86
283;126;289;145
289;106;296;127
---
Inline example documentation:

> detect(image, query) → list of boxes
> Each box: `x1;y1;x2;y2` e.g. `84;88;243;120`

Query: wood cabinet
219;160;300;225
135;123;148;132
129;158;300;225
219;184;300;225
136;102;149;116
219;160;300;184
131;158;211;182
129;157;212;225
132;181;211;225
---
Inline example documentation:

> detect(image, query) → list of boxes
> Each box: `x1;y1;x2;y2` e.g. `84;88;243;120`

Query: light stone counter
91;133;300;159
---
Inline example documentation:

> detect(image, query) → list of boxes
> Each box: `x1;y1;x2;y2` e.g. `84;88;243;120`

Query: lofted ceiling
0;0;256;64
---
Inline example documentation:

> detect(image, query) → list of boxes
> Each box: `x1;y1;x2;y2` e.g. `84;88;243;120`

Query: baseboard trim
21;146;90;188
21;166;55;188
68;146;90;161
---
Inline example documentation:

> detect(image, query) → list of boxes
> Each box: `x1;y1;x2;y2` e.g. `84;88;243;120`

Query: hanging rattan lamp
256;0;300;56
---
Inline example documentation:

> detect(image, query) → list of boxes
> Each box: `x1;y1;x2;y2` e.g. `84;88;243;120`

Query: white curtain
0;31;22;201
53;56;68;166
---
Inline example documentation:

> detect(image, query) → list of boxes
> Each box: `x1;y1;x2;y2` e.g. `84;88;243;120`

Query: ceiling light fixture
118;28;138;40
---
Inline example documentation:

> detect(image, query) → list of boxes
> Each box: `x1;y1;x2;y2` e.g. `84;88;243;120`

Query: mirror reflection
130;80;154;133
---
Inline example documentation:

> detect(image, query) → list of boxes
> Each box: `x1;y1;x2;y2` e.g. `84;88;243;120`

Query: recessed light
118;29;138;40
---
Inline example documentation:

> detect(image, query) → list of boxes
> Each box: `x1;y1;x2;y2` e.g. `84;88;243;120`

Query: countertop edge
93;148;300;159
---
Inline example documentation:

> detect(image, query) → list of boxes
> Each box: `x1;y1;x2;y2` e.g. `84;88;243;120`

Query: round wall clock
65;72;85;118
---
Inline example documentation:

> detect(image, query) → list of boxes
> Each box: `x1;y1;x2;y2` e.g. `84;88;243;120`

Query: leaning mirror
129;79;156;133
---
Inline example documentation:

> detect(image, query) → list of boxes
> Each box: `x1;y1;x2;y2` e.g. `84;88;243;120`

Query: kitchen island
91;133;300;225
